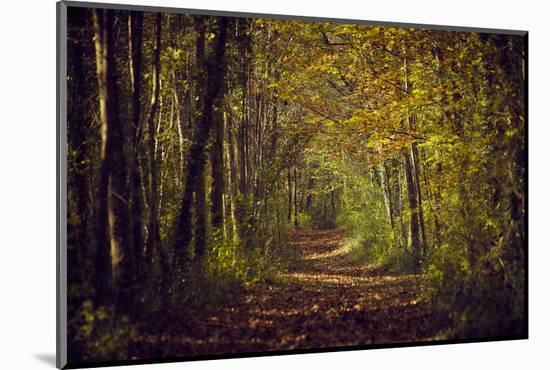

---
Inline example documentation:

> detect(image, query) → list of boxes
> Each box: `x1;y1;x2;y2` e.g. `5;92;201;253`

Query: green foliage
206;233;249;286
68;301;138;362
425;240;525;338
175;221;294;307
339;207;418;273
171;235;244;307
295;211;312;229
336;170;418;272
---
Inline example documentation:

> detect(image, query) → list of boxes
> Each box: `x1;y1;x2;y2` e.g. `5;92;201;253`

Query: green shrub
68;300;138;362
336;184;414;272
296;211;312;229
424;221;526;339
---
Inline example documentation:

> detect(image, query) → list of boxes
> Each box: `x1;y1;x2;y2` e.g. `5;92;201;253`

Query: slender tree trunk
421;155;442;244
394;159;407;248
210;49;226;232
128;11;145;281
192;17;208;261
237;118;248;197
305;178;314;212
330;188;336;218
323;194;327;225
67;8;91;288
237;18;250;198
145;13;163;274
380;161;394;229
174;16;229;269
294;167;299;228
175;88;186;181
226;112;240;243
92;9;133;306
404;152;421;264
411;140;427;256
287;167;292;223
194;169;207;258
234;18;252;253
402;55;422;266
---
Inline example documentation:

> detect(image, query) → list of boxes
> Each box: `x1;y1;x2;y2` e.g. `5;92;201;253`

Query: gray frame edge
57;1;68;369
61;0;527;36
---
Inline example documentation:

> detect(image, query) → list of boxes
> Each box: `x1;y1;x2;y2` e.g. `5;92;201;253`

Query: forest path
136;229;432;358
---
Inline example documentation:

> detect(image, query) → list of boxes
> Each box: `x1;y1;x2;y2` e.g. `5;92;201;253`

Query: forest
65;5;526;365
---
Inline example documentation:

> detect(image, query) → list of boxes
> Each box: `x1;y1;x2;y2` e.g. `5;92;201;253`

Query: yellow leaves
471;56;483;66
505;127;519;138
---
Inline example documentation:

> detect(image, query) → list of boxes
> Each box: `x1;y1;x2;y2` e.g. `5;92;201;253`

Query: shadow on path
134;228;432;359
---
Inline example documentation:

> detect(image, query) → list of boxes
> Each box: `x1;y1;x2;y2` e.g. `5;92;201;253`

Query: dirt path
134;229;432;359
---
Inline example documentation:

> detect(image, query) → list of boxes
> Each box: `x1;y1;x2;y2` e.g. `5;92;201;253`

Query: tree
145;12;163;269
127;10;145;279
92;8;133;305
67;7;92;289
174;16;229;267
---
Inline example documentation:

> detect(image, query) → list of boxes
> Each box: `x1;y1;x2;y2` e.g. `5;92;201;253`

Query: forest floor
133;229;434;360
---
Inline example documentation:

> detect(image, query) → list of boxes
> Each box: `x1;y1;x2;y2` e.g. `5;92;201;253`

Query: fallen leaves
130;229;433;360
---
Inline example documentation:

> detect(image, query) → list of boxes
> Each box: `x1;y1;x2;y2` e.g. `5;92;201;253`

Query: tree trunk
404;152;421;265
305;178;314;212
402;55;422;266
294;167;299;228
174;16;229;269
323;194;327;225
411;141;427;257
210;46;226;231
394;159;408;248
92;9;133;306
128;10;145;281
145;13;163;269
226;112;240;243
237;18;250;198
330;188;336;218
380;161;394;229
67;7;92;288
192;17;208;261
194;169;207;258
287;167;292;223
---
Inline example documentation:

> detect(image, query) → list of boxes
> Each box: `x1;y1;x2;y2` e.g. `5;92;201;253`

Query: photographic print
57;1;527;368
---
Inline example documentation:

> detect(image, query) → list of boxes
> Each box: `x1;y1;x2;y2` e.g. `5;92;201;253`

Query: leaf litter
131;229;433;359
